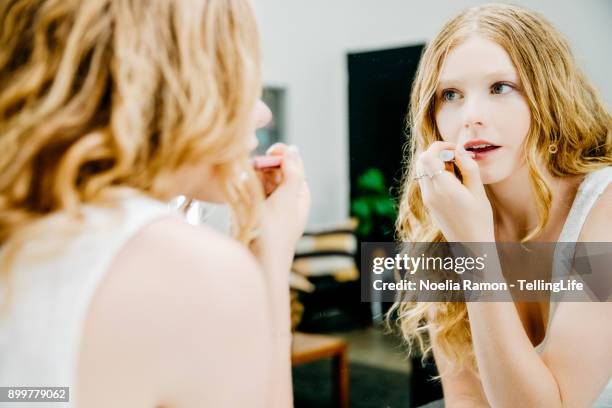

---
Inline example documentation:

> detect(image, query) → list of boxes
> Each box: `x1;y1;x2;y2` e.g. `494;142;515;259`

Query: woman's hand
251;143;310;334
250;143;309;407
415;141;494;242
256;143;310;249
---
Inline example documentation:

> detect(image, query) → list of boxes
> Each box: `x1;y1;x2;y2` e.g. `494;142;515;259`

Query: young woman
0;0;309;407
392;4;611;407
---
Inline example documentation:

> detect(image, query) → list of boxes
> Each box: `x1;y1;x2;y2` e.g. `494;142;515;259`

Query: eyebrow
438;71;519;87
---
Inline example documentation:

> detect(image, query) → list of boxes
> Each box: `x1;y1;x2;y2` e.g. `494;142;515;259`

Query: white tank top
0;194;179;407
535;166;612;407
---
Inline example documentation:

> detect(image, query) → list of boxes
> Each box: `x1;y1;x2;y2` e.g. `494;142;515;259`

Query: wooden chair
291;332;349;408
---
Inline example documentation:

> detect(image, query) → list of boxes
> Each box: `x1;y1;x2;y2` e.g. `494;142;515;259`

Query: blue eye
441;90;460;102
491;82;513;95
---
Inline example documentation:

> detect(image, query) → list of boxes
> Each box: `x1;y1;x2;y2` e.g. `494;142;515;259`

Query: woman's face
434;36;531;185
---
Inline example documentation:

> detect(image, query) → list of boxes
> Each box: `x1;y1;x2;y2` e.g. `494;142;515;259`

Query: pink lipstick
252;155;282;169
463;139;501;160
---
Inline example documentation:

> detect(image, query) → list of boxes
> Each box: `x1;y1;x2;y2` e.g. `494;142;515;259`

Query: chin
480;172;510;185
477;166;512;185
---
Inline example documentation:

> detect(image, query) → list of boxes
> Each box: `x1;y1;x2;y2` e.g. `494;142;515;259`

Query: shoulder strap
558;167;612;242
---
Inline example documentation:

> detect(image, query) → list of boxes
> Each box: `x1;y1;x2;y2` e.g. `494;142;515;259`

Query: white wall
253;0;612;227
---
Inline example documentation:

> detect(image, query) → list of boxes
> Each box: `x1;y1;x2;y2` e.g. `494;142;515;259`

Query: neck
485;164;582;242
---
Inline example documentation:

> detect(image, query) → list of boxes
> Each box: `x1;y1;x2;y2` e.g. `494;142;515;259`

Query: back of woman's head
0;0;262;246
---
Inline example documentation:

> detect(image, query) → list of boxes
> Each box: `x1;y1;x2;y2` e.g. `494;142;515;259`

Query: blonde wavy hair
0;0;264;311
389;3;612;375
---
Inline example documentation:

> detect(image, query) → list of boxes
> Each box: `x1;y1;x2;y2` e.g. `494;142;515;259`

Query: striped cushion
292;219;359;283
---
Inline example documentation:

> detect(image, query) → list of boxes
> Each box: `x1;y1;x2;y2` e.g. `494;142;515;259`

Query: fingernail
288;145;299;157
439;150;454;162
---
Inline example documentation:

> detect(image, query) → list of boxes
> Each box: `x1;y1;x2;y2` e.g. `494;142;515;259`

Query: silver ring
428;169;444;179
413;169;445;180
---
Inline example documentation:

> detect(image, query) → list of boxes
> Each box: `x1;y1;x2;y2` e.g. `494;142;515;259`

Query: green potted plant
351;168;397;240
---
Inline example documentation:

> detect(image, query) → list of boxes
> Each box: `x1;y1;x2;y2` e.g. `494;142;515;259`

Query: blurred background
202;1;612;406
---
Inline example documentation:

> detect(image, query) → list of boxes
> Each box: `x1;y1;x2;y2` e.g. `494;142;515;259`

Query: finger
266;142;288;156
416;171;459;206
261;145;305;199
453;146;485;194
416;151;444;177
414;157;437;205
280;146;305;188
420;142;463;189
415;154;438;203
416;173;434;204
263;143;305;184
418;141;456;175
423;141;456;156
424;168;462;197
416;151;462;198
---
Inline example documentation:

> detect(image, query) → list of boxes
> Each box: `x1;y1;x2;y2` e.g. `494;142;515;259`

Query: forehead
438;36;518;83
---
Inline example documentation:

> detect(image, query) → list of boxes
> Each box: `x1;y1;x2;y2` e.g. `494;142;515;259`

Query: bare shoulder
579;182;612;241
106;216;267;313
76;217;272;407
124;216;260;269
545;182;612;405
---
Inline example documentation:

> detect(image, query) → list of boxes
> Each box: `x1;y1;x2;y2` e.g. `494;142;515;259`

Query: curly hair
0;0;264;312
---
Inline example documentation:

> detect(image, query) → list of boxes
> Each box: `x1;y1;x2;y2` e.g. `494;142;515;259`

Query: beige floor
330;325;412;374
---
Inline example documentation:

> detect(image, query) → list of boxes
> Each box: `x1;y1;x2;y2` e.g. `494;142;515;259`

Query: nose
462;94;485;129
255;99;272;129
248;99;272;152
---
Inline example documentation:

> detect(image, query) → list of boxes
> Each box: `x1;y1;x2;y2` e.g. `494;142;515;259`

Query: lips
463;139;500;153
463;139;501;159
468;145;499;153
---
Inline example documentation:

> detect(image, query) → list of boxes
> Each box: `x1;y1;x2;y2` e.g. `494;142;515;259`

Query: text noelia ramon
372;279;584;292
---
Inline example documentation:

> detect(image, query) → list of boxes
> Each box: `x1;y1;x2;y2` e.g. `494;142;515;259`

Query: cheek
185;164;228;204
495;96;531;147
435;106;461;142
